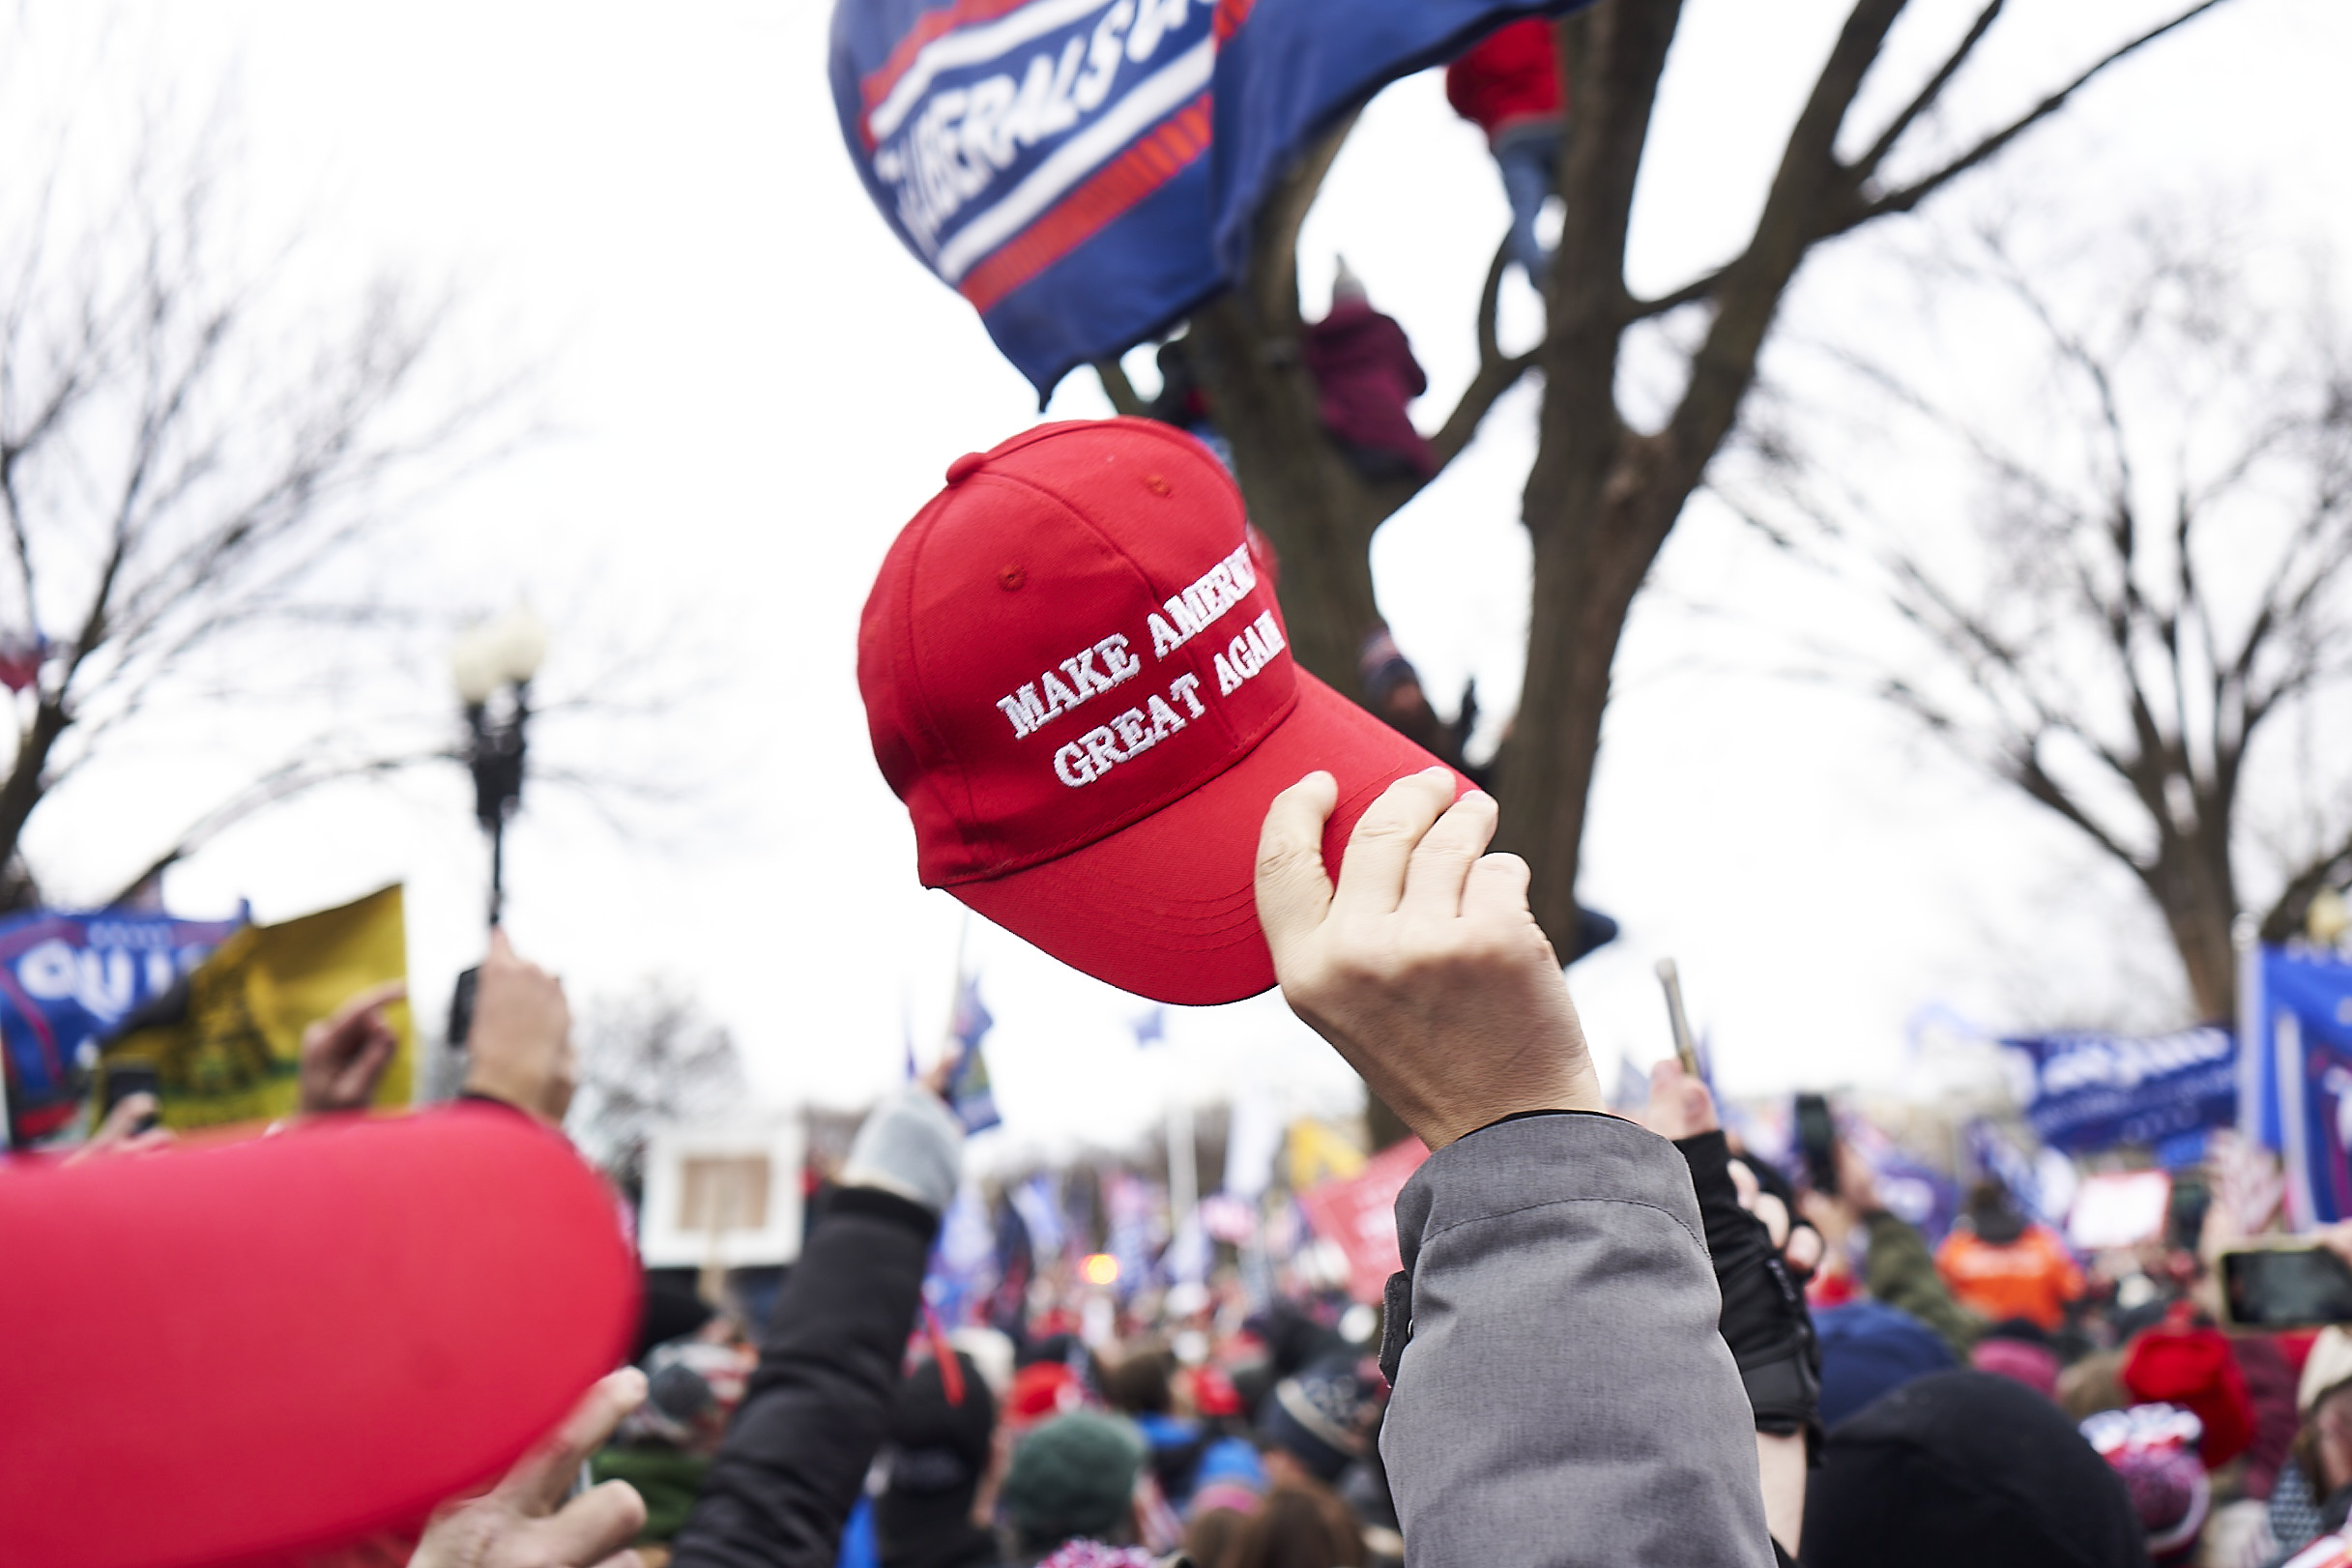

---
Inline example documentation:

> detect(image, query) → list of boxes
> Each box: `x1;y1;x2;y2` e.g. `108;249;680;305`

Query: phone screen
2222;1246;2352;1328
101;1061;160;1117
1794;1093;1838;1196
99;1061;162;1134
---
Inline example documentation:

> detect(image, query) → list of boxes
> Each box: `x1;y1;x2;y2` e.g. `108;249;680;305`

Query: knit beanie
2300;1327;2352;1415
2122;1312;2254;1468
1972;1337;2061;1401
1815;1301;1955;1430
1802;1371;2152;1568
878;1352;999;1568
883;1352;997;1493
1257;1358;1377;1483
1001;1412;1146;1548
1007;1360;1087;1429
2081;1404;2211;1563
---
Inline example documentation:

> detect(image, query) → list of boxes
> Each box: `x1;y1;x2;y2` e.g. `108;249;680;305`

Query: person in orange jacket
1934;1180;2086;1333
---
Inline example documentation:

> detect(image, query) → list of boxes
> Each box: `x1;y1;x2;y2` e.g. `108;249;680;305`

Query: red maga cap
858;418;1463;1004
0;1106;638;1568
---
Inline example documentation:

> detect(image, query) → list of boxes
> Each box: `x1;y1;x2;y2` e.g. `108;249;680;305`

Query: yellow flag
1286;1117;1367;1195
102;886;412;1129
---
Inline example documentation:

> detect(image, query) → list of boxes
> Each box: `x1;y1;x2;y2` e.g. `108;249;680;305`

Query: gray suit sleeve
1380;1113;1775;1568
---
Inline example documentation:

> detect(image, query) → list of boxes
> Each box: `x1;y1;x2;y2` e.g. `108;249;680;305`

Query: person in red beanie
1445;18;1568;283
2123;1305;2257;1470
1008;1361;1089;1432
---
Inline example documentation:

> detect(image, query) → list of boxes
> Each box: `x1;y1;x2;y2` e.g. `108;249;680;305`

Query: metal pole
2235;914;2261;1142
1655;958;1703;1077
1167;1096;1198;1233
488;816;506;929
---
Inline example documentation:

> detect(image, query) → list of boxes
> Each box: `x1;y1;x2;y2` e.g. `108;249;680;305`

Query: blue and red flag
830;0;1221;398
1207;0;1584;276
0;908;246;1146
2243;945;2352;1227
829;0;1590;399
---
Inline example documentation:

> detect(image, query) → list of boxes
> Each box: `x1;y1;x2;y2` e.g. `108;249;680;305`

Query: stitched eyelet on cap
1142;473;1172;496
999;566;1027;590
945;451;987;484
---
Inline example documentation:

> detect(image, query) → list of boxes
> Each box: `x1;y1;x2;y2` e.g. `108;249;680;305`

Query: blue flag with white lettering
2001;1026;2240;1156
0;908;246;1145
829;0;1591;399
830;0;1221;398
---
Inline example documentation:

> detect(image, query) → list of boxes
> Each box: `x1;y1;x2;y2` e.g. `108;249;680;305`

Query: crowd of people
18;408;2350;1568
31;765;2349;1568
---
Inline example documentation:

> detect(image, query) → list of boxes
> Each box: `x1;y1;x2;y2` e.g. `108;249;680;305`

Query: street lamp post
450;605;548;927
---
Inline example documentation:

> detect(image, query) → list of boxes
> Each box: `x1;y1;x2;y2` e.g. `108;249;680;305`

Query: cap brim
0;1106;638;1567
953;670;1467;1005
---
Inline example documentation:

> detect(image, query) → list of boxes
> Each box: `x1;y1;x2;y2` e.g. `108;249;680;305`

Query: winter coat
1300;302;1432;478
1443;20;1565;143
1935;1222;2086;1333
670;1186;941;1568
1860;1207;1985;1356
1379;1112;1777;1565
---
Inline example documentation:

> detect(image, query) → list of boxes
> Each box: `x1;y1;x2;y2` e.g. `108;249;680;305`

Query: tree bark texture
1184;0;2228;967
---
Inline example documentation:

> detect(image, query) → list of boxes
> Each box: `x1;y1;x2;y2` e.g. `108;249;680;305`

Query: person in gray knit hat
1258;1357;1379;1487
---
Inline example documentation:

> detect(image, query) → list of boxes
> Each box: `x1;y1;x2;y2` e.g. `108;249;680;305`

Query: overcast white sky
14;0;2349;1162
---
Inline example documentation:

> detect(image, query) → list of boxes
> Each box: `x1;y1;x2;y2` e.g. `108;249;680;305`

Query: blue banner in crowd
829;0;1590;398
2247;946;2352;1226
0;907;246;1145
2002;1025;2240;1155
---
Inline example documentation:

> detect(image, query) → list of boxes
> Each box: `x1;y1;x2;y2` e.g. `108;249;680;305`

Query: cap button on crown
944;451;987;484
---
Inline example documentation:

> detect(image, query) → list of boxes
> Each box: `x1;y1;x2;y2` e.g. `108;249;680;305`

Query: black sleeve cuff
1461;1107;1619;1140
823;1183;943;1242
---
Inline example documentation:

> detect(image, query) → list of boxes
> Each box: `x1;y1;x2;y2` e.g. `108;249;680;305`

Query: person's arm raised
461;932;576;1125
1256;769;1774;1568
1254;769;1603;1146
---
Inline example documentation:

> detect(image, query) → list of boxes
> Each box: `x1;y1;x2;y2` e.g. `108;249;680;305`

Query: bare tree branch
1846;0;2005;185
104;747;450;904
1093;358;1147;418
1429;241;1540;472
1830;1;2230;235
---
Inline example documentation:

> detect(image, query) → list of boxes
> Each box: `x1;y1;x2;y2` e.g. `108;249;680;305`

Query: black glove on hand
1676;1130;1821;1447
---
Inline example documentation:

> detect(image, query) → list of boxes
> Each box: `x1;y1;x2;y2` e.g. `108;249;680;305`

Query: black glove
1732;1147;1822;1286
1676;1130;1821;1448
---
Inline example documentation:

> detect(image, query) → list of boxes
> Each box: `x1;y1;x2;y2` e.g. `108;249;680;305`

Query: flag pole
2235;914;2262;1144
1655;959;1703;1078
943;909;973;1060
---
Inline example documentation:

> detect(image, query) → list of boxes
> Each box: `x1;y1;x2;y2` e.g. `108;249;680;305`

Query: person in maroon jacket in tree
1445;17;1567;284
1301;259;1432;485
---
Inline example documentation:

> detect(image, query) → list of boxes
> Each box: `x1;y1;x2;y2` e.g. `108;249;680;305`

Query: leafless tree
566;981;752;1193
1148;0;2227;954
1728;216;2352;1019
0;37;523;908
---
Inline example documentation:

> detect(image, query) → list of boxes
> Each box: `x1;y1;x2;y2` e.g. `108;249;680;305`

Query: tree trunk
2142;815;2242;1021
0;699;69;889
1189;297;1390;703
1504;435;1679;942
